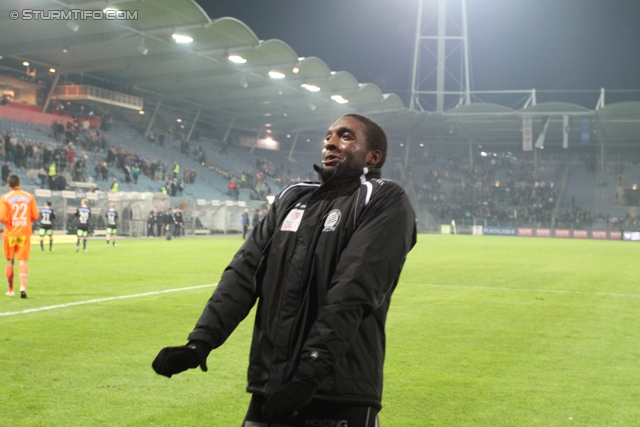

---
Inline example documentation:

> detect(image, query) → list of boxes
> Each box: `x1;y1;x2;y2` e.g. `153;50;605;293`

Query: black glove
152;341;211;378
262;374;317;420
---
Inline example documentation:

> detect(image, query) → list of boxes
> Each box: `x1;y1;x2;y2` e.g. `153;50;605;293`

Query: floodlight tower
409;0;472;112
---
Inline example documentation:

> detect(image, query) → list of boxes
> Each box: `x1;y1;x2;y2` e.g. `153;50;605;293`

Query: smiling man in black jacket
153;114;417;427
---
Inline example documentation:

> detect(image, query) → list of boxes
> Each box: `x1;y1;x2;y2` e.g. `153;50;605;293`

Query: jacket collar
313;163;381;195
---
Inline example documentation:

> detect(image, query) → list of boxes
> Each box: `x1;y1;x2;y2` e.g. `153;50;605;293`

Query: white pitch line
4;282;638;318
411;283;640;299
0;283;217;317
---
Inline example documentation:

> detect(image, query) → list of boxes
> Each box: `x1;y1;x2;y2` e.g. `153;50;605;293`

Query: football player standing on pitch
154;114;417;427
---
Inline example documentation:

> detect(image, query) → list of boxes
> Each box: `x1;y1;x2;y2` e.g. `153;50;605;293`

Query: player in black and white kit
105;203;118;247
38;201;56;252
75;199;91;253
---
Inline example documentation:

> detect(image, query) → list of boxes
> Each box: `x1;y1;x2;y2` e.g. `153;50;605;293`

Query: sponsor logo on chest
281;208;304;232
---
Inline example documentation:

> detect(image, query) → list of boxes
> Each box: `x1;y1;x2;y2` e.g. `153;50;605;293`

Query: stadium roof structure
0;0;404;135
1;0;640;150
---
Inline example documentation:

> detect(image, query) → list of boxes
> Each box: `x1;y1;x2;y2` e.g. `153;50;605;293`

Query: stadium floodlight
292;67;300;73
66;21;79;32
269;71;285;79
49;68;56;73
331;95;348;104
172;34;193;44
301;84;320;92
139;110;145;115
228;55;247;64
22;61;29;66
137;40;148;55
103;0;117;13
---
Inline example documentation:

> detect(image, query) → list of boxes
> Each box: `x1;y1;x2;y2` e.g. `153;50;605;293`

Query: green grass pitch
1;235;639;426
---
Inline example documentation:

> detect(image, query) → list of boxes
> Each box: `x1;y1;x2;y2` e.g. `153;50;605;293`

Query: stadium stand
3;107;640;236
408;151;640;230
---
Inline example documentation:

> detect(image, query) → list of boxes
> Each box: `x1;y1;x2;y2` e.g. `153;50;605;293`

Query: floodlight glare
292;67;300;73
172;34;193;43
269;71;285;79
137;42;149;55
139;110;145;115
49;68;56;73
22;61;29;66
228;55;247;64
301;84;320;92
331;95;348;104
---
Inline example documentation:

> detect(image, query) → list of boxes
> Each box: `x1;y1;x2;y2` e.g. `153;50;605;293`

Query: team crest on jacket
323;209;341;232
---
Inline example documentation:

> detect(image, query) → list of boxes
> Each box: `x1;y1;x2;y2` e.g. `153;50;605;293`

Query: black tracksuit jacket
188;165;417;409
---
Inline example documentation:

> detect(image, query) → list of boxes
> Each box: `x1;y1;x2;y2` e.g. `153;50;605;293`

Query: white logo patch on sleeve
323;209;341;232
281;208;304;232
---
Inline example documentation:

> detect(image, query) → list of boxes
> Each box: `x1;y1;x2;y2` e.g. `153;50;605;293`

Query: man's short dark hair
7;174;20;188
343;114;387;169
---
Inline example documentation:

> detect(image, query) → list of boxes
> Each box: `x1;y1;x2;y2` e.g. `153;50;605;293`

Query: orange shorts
3;236;31;261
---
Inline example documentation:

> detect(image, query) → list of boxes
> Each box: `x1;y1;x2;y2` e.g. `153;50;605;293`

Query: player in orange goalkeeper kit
0;174;39;298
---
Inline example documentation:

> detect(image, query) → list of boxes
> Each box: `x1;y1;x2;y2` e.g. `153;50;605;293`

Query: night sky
196;0;640;108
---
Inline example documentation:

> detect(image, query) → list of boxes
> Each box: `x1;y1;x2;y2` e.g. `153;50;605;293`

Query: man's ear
366;150;382;168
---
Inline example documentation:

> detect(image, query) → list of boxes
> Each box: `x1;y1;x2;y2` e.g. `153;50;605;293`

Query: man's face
321;116;370;172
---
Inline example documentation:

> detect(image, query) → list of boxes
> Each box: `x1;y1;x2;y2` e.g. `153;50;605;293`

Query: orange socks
19;265;28;291
5;265;13;292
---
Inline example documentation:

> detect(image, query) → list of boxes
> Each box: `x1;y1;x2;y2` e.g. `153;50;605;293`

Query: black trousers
242;394;379;427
